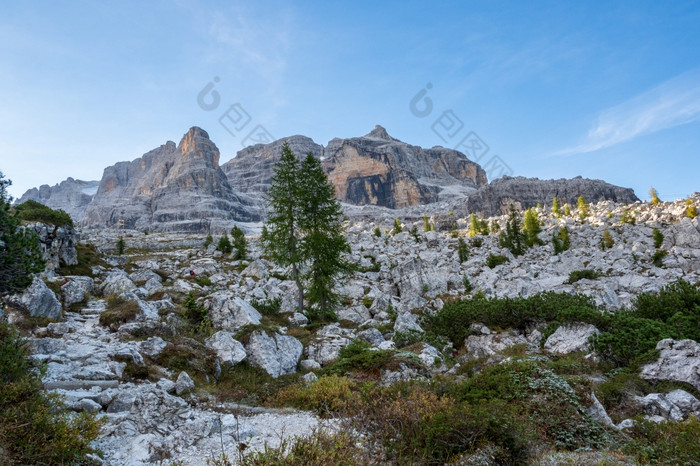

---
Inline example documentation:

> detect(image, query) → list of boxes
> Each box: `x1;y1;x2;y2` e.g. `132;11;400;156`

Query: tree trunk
292;263;304;312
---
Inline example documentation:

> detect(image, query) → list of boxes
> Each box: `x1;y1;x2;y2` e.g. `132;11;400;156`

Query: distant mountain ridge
16;126;640;232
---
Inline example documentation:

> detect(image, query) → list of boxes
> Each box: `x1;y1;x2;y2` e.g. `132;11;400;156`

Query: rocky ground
5;195;700;464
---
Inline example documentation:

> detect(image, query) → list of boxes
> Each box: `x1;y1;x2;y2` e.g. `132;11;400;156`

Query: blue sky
1;0;699;201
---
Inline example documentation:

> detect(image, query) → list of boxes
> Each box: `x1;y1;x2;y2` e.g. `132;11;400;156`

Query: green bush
424;292;601;348
623;417;700;465
620;209;635;225
600;228;614;250
203;234;213;248
250;297;281;315
329;339;394;374
216;235;232;254
469;237;483;248
273;374;360;415
13;200;73;227
239;429;369;465
195;275;213;287
486;254;508;268
0;322;102;464
566;269;603;284
498;205;526;255
230;225;247;260
374;226;382;237
99;296;140;329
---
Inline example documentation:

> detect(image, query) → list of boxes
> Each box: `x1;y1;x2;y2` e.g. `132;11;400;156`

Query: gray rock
61;276;94;307
139;336;168;359
175;371;195;395
73;398;102;413
101;270;137;297
337;305;371;324
586;392;614;427
304;325;353;366
464;330;528;359
245;331;303;378
358;327;385;346
288;312;309;327
394;312;423;334
205;292;262;331
544;323;599;355
205;331;247;366
640;339;700;391
670;217;700;248
665;389;700;416
300;359;322;371
301;372;318;385
636;393;684;422
11;277;62;319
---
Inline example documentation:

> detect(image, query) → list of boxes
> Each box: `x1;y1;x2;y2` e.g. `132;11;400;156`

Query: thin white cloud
554;69;700;156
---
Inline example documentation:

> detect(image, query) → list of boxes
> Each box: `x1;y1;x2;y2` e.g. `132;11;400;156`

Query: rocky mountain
82;127;258;233
222;125;488;210
454;175;639;217
15;177;99;221
18;126;639;232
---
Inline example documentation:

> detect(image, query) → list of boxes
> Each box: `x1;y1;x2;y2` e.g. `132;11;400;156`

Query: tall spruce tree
522;208;543;247
552;197;561;218
0;172;45;295
298;153;352;318
498;204;526;256
230;225;247;260
262;142;305;311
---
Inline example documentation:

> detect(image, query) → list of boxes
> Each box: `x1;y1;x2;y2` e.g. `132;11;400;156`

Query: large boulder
464;330;528;360
544;323;599;355
640;339;700;391
11;277;62;319
101;270;137;297
205;331;247;366
61;276;94;307
204;292;262;331
245;330;302;378
670;217;700;248
304;324;354;366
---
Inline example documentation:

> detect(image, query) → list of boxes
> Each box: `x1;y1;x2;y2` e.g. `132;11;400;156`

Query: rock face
15;177;99;222
456;176;639;217
82;127;257;233
25;223;79;273
323;125;487;208
221;135;323;197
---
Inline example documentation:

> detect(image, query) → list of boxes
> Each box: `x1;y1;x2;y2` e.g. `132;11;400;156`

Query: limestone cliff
16;178;99;222
455;176;640;217
323;125;487;208
82;127;257;232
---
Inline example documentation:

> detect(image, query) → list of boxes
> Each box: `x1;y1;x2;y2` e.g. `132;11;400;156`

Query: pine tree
374;226;382;237
261;142;305;312
393;218;403;235
479;219;490;235
0;172;45;295
216;235;232;254
498;205;526;256
230;225;247;260
203;234;213;248
490;220;500;234
686;199;698;219
649;187;661;205
600;228;614;250
297;153;352;318
552;227;570;255
468;213;479;237
577;196;589;222
457;237;469;262
564;204;572;217
116;236;125;255
522;208;543;247
652;227;664;249
552;197;561;218
423;215;431;232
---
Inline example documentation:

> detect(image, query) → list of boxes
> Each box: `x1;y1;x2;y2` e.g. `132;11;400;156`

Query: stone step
44;380;120;390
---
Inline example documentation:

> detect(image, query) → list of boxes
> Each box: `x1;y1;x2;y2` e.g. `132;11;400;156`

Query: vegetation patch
566;269;603;284
13;200;73;227
99;296;141;330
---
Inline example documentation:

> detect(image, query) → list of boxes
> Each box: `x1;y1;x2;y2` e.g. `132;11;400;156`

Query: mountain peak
364;125;393;140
